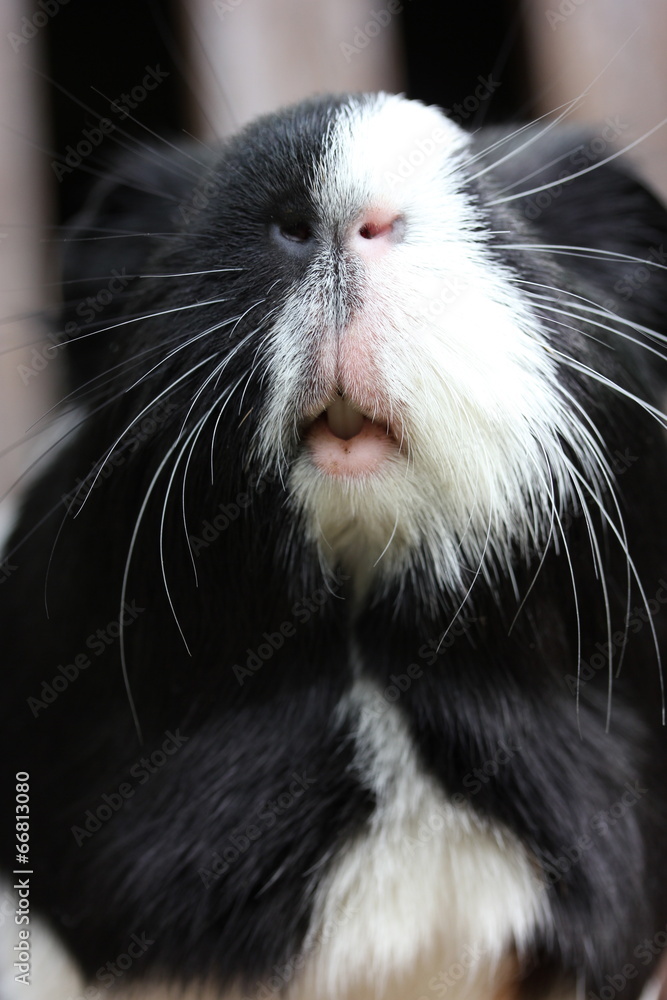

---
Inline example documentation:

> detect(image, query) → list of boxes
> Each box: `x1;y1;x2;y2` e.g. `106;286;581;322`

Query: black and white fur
1;92;667;1000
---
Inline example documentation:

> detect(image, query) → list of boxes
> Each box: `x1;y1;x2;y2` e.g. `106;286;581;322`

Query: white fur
254;94;608;601
0;883;84;999
4;681;549;1000
0;100;650;1000
292;677;549;1000
0;673;551;1000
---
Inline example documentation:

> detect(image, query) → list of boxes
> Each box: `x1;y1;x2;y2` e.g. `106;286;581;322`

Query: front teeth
326;395;365;440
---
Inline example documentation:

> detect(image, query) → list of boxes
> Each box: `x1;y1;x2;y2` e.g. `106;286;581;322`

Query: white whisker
74;354;217;517
489;114;667;205
466;25;641;185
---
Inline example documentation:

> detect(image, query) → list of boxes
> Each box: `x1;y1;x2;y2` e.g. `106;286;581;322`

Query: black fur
1;96;667;998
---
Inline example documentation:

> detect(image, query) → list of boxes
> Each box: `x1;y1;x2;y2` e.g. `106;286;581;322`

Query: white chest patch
290;679;549;1000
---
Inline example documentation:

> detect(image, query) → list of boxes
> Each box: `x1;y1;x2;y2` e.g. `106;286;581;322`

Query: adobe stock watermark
443;75;502;126
358;614;477;727
27;600;145;717
61;400;178;514
340;0;409;63
546;0;587;30
0;557;18;585
416;271;473;324
65;932;154;1000
418;940;492;999
242;901;358;999
564;578;667;697
18;269;131;385
605;243;667;311
535;779;648;886
561;243;667;319
7;0;70;53
198;771;317;888
402;739;522;858
51;66;170;182
384;124;451;188
232;568;350;685
188;470;282;555
522;116;629;222
213;0;244;18
383;76;501;189
71;729;189;846
584;921;667;1000
554;445;638;540
173;169;224;229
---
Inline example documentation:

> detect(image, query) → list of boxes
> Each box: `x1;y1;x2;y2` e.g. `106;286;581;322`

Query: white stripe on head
254;94;606;600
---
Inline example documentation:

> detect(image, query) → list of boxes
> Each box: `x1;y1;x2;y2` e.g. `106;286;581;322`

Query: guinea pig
1;92;667;1000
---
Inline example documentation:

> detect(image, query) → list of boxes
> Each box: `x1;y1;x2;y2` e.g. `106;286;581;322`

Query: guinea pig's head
78;92;655;606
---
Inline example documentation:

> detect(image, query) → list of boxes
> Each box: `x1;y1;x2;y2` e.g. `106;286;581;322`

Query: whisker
89;84;209;179
118;427;193;745
29;63;211;195
507;447;558;635
459;116;552;171
490;144;588;198
466;26;641;184
127;314;239;395
525;300;667;378
54;266;244;286
373;511;400;568
553;351;667;428
489;114;667;205
3;115;184;203
435;505;493;654
184;370;247;572
565;457;664;726
31;295;236;366
502;244;667;279
159;417;210;653
145;0;231;143
73;354;217;517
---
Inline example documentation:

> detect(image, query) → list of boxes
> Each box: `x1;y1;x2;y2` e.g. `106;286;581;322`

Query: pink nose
349;212;403;260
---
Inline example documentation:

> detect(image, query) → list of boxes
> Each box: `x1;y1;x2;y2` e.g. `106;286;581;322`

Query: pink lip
304;413;398;478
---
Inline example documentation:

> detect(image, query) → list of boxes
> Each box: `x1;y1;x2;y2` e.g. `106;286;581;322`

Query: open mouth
302;394;399;478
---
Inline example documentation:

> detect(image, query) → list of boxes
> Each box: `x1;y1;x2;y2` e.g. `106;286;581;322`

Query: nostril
359;222;393;240
352;213;404;258
359;219;399;240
